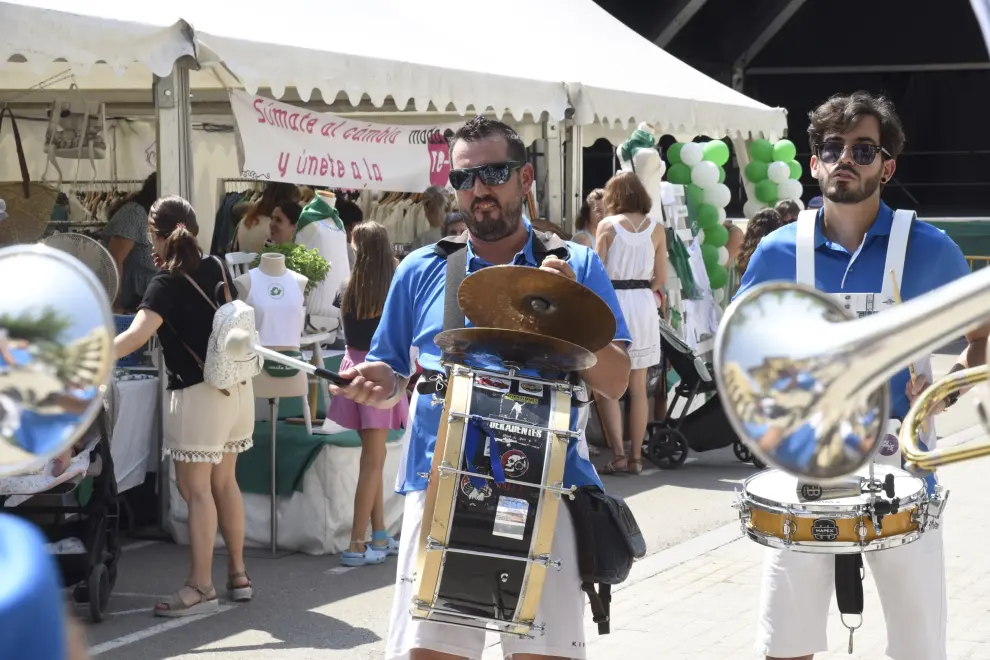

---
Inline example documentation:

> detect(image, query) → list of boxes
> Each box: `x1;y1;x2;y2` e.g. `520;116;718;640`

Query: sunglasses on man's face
816;141;892;167
448;160;525;191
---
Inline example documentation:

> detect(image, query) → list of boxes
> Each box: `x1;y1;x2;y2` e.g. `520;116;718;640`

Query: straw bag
0;105;59;246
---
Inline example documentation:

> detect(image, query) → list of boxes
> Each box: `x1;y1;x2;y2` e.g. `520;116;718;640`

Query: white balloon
703;183;731;208
691;161;720;189
696;229;706;245
680;142;703;167
794;198;805;211
717;246;730;266
713;288;725;304
717;207;727;222
779;178;803;201
767;161;791;184
743;199;766;219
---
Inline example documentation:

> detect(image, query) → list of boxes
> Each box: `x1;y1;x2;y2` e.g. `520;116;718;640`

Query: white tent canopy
2;0;787;140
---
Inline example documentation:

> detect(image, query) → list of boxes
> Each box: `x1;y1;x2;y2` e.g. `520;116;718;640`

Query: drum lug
782;518;794;545
534;554;562;570
426;537;444;552
732;489;751;521
437;461;455;479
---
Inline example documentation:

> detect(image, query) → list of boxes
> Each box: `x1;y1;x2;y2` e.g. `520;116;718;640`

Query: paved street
78;352;990;659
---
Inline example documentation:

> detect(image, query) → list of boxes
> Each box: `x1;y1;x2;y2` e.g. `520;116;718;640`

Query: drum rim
743;526;924;554
740;466;928;514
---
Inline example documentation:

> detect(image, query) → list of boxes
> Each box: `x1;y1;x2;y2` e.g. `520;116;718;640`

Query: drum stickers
449;374;553;545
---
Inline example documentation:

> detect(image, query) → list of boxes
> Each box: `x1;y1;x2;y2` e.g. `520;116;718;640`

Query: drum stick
890;270;928;432
224;328;352;387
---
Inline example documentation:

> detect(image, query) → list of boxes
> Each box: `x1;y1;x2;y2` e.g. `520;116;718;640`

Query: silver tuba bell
713;270;990;483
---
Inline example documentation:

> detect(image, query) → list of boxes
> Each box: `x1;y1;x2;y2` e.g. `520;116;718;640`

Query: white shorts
757;526;946;659
385;489;587;660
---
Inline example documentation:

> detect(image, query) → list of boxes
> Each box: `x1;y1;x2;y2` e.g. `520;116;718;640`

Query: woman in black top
327;220;408;567
115;196;254;616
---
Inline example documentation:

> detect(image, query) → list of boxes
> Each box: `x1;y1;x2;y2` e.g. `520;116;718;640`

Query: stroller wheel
752;456;767;470
88;563;110;623
646;428;689;469
733;441;753;463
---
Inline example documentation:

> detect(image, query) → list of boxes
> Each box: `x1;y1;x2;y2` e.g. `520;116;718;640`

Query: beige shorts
164;380;254;463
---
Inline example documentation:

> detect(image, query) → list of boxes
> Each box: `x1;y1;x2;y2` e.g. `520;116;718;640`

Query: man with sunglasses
329;115;632;660
736;91;988;660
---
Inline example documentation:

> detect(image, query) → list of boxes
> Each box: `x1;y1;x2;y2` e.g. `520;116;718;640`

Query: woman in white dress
595;171;667;475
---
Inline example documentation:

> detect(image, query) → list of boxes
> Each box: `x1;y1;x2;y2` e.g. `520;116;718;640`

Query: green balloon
717;165;726;184
755;179;778;205
667;162;691;185
787;159;802;180
686;184;704;208
667;143;684;165
773;139;797;162
703;140;730;166
749;139;773;163
701;244;719;267
698;203;720;230
745;160;768;183
707;263;728;289
703;223;728;248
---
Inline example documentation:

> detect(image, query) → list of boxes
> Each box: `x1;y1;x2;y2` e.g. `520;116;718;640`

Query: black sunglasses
448;160;525;191
815;141;892;166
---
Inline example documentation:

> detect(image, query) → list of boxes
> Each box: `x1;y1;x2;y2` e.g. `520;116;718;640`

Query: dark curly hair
808;91;905;159
736;208;784;276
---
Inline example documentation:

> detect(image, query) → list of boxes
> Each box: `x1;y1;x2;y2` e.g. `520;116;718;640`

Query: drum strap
834;553;865;617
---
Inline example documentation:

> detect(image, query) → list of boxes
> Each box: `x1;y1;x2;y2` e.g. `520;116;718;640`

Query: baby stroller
0;404;122;622
645;319;765;470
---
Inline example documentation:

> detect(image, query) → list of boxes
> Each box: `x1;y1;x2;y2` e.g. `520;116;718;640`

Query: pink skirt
327;347;409;431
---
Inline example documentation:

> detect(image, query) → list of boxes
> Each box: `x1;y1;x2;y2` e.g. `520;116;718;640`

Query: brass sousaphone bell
713;268;990;483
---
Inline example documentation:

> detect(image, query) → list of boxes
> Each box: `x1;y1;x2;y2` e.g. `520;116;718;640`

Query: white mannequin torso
234;253;309;398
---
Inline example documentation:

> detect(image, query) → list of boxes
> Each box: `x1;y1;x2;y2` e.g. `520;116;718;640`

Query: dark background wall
587;0;990;217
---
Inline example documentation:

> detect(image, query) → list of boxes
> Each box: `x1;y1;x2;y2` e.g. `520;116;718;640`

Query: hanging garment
244;268;306;348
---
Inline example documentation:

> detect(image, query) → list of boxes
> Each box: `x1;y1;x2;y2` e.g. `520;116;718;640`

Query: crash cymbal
435;328;597;373
457;265;616;353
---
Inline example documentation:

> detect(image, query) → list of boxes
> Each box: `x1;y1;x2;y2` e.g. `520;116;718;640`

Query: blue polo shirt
368;220;632;494
736;202;970;424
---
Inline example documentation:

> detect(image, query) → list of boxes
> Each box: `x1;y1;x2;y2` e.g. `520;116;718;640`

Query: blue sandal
340;545;387;567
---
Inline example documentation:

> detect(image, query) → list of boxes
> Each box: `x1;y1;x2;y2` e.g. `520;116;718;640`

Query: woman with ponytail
114;195;254;617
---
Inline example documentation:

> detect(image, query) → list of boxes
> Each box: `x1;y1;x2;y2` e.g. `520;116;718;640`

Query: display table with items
166;354;407;555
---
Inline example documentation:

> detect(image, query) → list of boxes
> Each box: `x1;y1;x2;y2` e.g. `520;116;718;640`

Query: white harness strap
793;207;937;461
795;209;818;286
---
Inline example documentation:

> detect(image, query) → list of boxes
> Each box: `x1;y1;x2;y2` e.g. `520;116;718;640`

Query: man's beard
822;167;883;204
463;194;523;242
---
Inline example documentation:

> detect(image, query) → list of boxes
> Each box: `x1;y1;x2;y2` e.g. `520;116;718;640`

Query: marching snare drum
735;463;948;554
411;364;575;637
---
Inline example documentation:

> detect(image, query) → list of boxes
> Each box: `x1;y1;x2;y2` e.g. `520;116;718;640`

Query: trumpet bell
714;282;889;482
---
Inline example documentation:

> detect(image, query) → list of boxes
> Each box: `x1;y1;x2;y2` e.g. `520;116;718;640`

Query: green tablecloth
236;421;405;496
234;351;406;496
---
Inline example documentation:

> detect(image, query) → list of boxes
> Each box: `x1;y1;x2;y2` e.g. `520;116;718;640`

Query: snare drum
411;364;575;637
735;463;947;554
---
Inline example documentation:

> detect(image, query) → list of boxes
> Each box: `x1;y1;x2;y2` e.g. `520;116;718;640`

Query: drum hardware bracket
446;411;579;438
425;537;562;569
841;613;862;654
436;462;576;498
413;600;544;638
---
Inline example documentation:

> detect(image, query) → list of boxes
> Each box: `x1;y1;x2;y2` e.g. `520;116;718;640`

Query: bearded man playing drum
735;91;990;660
329;115;632;660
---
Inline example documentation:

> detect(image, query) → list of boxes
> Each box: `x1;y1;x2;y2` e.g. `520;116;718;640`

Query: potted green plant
251;243;330;297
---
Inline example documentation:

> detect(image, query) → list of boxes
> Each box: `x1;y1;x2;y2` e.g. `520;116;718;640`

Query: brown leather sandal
227;572;254;602
601;456;630;476
154;582;218;617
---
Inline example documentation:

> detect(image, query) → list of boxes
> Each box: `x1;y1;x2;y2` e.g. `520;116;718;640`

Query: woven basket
0;106;59;246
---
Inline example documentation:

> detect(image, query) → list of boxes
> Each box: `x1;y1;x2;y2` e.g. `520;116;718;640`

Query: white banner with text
230;90;459;192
